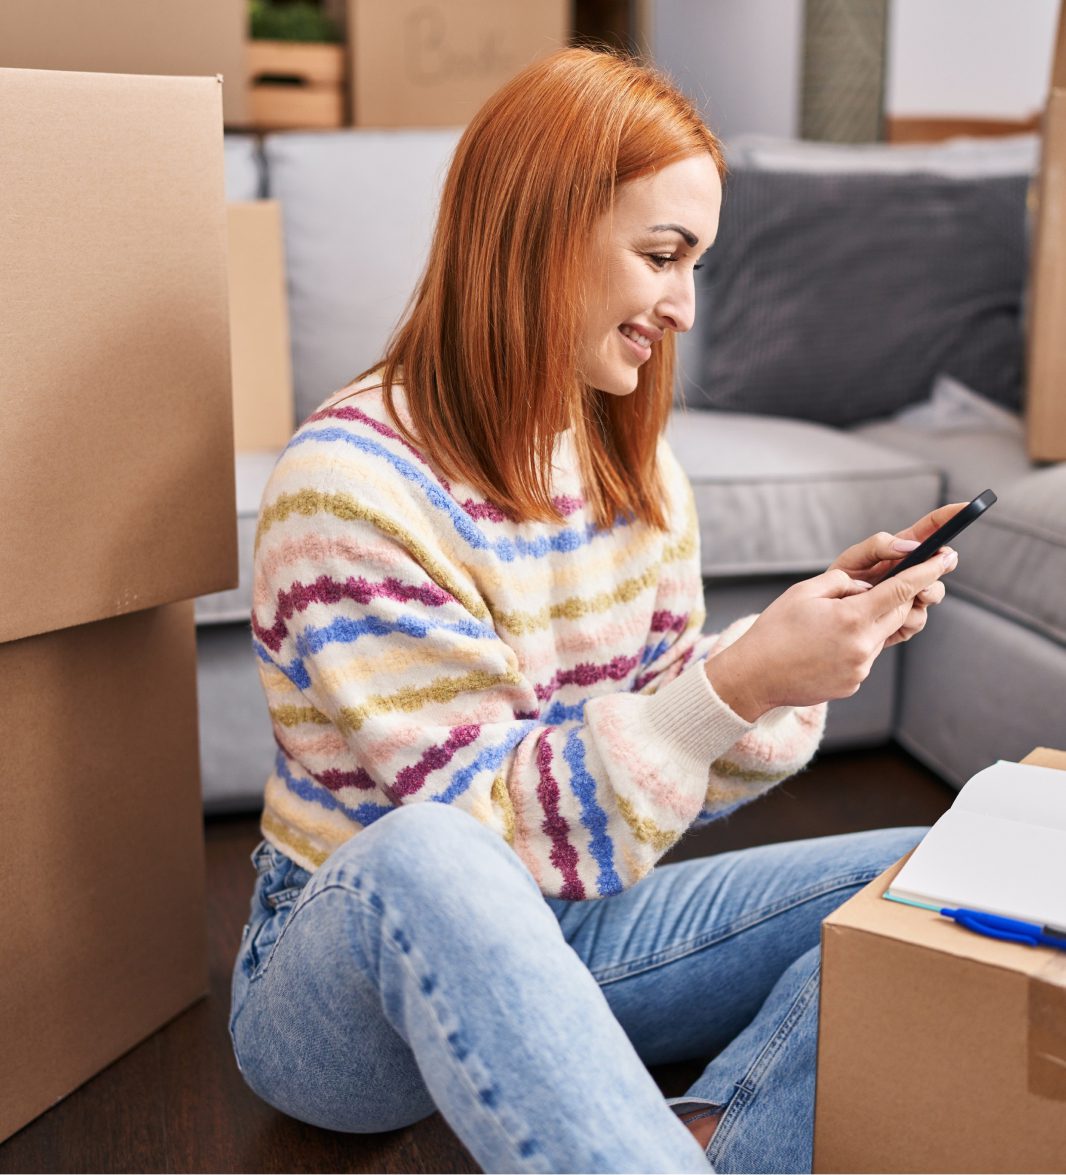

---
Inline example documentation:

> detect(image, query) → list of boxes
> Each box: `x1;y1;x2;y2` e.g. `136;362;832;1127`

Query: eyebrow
648;223;698;248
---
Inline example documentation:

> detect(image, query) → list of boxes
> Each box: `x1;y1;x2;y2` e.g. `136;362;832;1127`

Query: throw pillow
687;167;1030;426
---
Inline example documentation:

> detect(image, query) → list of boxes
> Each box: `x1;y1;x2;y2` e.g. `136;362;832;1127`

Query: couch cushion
666;410;940;578
195;450;280;624
943;464;1066;646
262;128;462;426
725;132;1040;177
223;134;262;201
852;377;1034;503
685;166;1030;425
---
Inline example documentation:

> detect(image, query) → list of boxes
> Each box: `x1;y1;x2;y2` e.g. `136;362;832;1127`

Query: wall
650;0;1060;139
648;0;804;139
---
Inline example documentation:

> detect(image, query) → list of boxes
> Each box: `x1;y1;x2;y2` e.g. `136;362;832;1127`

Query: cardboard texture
227;202;295;450
0;67;238;1142
0;67;238;644
347;0;569;127
0;0;250;126
1026;1;1066;461
0;604;209;1143
814;747;1066;1173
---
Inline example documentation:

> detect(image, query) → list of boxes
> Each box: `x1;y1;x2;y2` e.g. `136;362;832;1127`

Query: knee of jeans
337;801;524;894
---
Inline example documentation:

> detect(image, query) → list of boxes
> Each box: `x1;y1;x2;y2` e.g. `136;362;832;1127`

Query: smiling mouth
619;324;653;348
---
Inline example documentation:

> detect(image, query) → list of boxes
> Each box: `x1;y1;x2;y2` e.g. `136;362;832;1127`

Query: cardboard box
347;0;569;127
0;67;237;645
0;0;250;127
0;67;238;1141
227;201;296;450
1026;2;1066;462
814;747;1066;1173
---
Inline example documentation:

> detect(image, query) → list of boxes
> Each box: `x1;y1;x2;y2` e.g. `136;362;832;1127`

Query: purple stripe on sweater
650;609;689;635
255;573;453;652
533;653;640;702
633;644;698;693
536;734;585;900
391;724;482;798
311;404;431;471
274;732;377;792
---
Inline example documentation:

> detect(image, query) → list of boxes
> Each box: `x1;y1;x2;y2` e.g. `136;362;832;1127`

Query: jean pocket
242;889;301;981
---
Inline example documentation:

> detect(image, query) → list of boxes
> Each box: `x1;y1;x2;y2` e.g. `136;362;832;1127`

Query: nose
655;269;697;334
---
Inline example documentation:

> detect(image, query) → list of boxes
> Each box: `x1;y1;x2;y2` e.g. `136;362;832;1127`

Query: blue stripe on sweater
291;427;624;560
252;612;497;691
276;749;394;826
434;722;537;804
563;728;622;896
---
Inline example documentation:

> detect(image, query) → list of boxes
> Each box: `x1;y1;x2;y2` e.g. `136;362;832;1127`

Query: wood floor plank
0;744;954;1173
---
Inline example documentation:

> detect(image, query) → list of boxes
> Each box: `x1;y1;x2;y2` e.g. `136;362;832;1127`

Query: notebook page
950;760;1066;832
888;808;1066;926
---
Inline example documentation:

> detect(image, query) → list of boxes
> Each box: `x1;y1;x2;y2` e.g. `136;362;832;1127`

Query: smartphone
880;489;998;580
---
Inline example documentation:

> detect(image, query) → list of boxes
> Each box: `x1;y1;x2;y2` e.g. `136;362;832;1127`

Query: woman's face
577;153;722;396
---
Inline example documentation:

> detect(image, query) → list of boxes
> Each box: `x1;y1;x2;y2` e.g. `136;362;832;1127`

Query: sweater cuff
645;658;754;774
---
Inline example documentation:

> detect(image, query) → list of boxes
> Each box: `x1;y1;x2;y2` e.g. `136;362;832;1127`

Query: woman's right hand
704;550;959;722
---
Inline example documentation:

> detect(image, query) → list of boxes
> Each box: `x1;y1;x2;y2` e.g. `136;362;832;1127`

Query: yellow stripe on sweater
615;793;679;852
334;667;525;733
271;704;333;727
496;564;660;636
255;489;490;622
261;808;332;869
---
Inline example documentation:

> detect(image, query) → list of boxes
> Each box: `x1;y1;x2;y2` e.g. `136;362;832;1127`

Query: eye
646;253;676;269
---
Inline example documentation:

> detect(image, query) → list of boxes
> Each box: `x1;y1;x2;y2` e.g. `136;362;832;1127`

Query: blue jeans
229;804;922;1173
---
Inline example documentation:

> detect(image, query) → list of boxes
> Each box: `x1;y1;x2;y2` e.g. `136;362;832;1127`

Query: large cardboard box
1026;2;1066;462
0;68;238;1141
227;201;295;451
347;0;569;127
0;0;250;127
814;747;1066;1173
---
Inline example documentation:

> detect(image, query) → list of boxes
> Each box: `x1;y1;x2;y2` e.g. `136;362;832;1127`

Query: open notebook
885;760;1066;928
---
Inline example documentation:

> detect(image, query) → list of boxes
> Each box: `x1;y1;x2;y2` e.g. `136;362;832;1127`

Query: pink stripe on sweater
254;573;453;652
532;653;641;702
391;724;481;798
254;534;413;610
535;733;585;900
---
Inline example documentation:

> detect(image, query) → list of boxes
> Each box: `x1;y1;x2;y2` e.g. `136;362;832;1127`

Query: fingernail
892;538;921;552
849;578;873;590
941;549;958;567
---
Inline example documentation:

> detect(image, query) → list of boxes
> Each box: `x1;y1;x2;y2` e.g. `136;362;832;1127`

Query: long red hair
357;47;725;530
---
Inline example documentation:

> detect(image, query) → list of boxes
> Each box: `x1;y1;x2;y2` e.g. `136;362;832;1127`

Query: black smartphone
880;489;998;580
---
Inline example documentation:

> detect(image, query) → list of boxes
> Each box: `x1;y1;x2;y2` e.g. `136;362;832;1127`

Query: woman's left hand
826;502;966;647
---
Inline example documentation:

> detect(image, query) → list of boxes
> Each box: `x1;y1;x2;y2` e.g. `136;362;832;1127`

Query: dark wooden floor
0;743;955;1174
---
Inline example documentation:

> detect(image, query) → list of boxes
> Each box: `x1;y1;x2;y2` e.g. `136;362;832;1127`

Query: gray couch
200;129;1066;812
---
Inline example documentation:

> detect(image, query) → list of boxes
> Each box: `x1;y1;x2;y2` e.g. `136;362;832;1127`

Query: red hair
356;47;725;530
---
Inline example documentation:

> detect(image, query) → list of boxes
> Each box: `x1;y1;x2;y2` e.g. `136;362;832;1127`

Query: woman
229;48;958;1173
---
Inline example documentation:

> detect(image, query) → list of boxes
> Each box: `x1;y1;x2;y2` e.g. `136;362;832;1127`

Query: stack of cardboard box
0;67;238;1142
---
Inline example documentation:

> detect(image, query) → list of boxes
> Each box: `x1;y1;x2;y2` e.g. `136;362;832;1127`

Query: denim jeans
229;803;923;1173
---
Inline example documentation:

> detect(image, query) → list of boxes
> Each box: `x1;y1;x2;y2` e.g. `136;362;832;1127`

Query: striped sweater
252;377;826;898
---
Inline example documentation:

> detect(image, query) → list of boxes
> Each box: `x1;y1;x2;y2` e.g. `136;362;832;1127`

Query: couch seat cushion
195;450;281;624
941;464;1066;646
666;410;940;578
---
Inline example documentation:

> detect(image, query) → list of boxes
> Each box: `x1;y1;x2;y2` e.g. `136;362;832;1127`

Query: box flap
0;68;238;644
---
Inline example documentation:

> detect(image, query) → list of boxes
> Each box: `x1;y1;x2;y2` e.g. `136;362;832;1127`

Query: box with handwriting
813;747;1066;1173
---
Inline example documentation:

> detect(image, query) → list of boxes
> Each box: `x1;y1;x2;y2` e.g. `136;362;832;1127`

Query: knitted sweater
251;377;826;898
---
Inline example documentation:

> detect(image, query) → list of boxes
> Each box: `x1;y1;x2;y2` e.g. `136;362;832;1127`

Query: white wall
650;0;1061;139
649;0;804;139
886;0;1059;118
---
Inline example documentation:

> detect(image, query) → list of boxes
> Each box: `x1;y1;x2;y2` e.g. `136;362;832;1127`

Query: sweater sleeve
252;425;758;899
631;441;827;820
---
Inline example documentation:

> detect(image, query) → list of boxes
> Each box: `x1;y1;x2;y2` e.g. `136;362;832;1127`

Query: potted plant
247;0;346;130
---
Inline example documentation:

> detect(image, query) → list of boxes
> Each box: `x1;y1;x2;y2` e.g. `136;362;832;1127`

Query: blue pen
885;894;1066;951
941;907;1066;950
